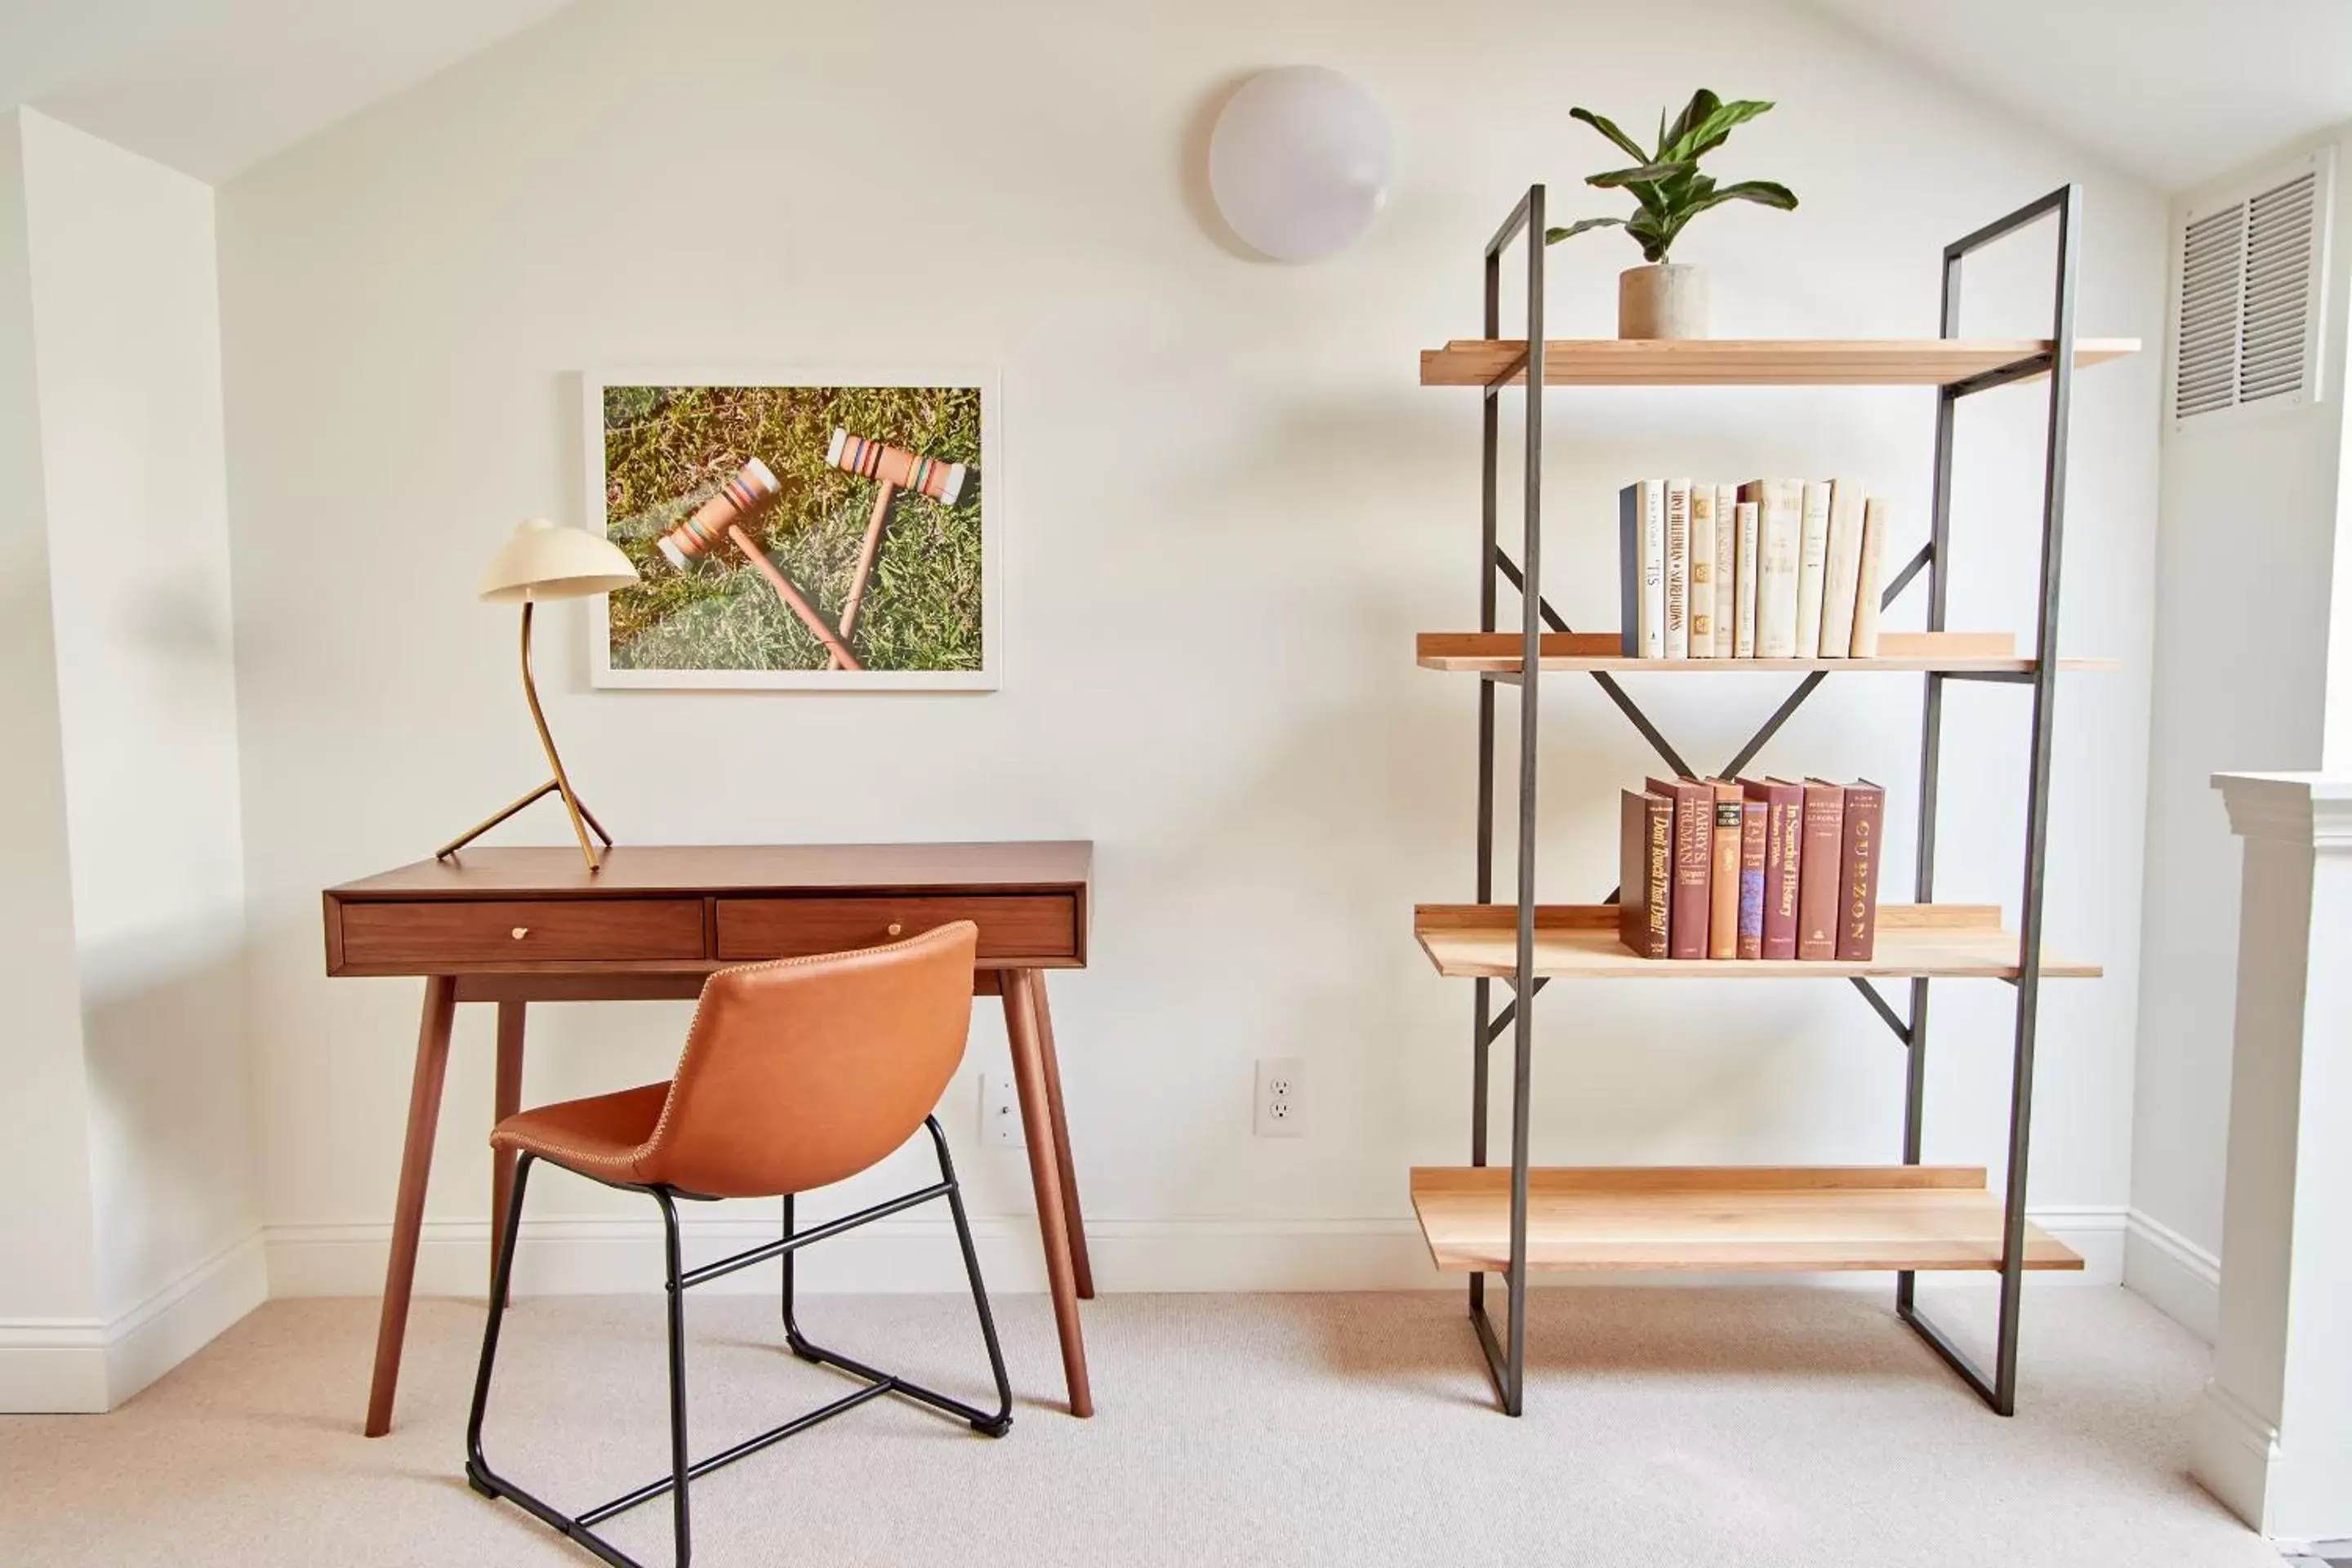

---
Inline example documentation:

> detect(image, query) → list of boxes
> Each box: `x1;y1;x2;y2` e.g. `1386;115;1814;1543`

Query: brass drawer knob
511;927;529;940
887;922;904;937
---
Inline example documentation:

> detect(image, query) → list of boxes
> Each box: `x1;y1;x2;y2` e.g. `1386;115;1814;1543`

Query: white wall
0;109;109;1407
0;108;262;1410
2128;125;2352;1339
217;0;2166;1297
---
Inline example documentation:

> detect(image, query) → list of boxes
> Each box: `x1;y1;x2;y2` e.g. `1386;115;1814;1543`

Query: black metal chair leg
470;1159;688;1568
467;1152;533;1498
466;1125;1011;1568
653;1191;694;1568
780;1193;818;1363
933;1118;1015;1435
773;1118;1013;1437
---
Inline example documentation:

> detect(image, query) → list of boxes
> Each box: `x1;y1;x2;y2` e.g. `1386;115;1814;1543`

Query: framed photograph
586;369;1000;689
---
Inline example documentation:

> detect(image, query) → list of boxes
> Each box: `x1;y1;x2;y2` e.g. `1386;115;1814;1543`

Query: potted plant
1547;90;1797;340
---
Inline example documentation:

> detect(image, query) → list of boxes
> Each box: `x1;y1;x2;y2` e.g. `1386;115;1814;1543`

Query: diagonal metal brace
1700;541;1936;779
1883;542;1931;608
1715;672;1826;780
1494;551;1695;778
1484;978;1549;1044
1850;977;1913;1045
1704;542;1936;780
1490;532;1935;804
1947;353;2055;400
1481;345;1531;392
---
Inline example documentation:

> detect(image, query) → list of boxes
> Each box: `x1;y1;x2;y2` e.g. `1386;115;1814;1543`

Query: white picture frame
584;366;1002;691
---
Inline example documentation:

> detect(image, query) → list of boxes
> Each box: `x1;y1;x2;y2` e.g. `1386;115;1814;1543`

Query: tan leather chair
464;922;1011;1568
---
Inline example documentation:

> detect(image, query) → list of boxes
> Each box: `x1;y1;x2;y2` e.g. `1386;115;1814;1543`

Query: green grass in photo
603;384;982;672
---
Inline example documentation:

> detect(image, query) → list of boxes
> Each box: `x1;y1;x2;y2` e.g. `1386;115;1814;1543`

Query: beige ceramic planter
1618;263;1708;340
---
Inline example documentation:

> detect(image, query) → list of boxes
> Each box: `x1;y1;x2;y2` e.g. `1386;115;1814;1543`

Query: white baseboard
0;1339;108;1414
0;1230;268;1413
263;1204;2128;1299
2123;1209;2221;1342
2192;1376;2277;1531
104;1231;270;1405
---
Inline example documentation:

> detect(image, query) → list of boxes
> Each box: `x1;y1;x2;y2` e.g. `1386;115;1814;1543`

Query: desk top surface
327;842;1094;900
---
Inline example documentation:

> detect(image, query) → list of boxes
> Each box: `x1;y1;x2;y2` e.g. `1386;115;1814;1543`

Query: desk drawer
715;895;1076;964
339;898;706;966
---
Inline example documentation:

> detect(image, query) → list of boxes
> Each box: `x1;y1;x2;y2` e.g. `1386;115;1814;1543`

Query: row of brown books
1618;777;1886;960
1617;479;1890;660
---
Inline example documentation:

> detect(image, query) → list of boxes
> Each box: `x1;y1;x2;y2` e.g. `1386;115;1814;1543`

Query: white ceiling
3;0;2348;192
1807;0;2352;193
0;0;574;182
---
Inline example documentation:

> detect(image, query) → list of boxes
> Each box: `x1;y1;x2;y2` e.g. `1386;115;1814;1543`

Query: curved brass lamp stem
435;601;613;872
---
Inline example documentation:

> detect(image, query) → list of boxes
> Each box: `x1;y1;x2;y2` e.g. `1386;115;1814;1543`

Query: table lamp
436;517;639;873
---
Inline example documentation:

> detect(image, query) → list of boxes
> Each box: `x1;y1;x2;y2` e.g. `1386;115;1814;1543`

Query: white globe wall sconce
1207;66;1392;262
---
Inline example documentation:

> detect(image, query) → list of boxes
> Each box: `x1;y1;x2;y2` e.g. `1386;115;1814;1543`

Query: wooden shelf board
1413;902;2100;980
1415;630;2118;675
1409;1165;2084;1273
1419;337;2140;388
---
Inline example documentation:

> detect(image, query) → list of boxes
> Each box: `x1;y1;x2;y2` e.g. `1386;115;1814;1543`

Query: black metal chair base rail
1459;181;2081;1418
466;1116;1012;1568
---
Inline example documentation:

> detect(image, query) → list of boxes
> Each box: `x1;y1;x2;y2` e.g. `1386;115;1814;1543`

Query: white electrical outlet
1254;1056;1306;1137
979;1073;1024;1149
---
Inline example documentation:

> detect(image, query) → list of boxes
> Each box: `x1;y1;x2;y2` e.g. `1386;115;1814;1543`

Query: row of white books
1617;479;1889;660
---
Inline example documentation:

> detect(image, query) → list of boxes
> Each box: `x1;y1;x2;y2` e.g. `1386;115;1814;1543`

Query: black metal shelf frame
1461;183;2082;1417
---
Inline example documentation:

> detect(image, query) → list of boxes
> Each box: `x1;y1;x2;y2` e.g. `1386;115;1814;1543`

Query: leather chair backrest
636;921;978;1198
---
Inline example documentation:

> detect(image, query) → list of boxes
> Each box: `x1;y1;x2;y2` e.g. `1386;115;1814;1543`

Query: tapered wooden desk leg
1023;971;1093;1300
1002;968;1093;1417
491;1001;526;1308
365;975;457;1438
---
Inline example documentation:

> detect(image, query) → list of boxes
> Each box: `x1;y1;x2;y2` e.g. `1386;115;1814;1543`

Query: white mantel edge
2211;771;2352;846
2198;769;2352;1544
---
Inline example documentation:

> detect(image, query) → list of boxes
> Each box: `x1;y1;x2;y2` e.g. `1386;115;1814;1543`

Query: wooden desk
323;842;1095;1435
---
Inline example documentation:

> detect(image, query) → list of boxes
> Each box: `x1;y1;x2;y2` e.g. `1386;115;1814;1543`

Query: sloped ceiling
0;0;576;182
1806;0;2352;193
6;0;2349;194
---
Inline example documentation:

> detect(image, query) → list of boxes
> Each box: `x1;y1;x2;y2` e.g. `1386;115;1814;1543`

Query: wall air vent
2175;203;2243;418
2171;150;2331;428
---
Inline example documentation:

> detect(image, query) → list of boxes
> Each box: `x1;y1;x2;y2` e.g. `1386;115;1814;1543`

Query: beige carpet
0;1285;2275;1566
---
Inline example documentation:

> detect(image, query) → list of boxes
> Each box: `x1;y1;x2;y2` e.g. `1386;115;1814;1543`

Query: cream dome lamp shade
479;516;639;603
439;517;636;874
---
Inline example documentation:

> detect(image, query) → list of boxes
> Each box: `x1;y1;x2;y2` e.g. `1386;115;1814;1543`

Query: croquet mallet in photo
653;458;862;670
822;429;969;668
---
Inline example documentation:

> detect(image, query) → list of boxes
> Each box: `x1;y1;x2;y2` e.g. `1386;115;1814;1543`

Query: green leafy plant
1544;89;1797;263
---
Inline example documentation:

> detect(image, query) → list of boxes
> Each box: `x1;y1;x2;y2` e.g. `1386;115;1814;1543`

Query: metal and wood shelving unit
1418;183;2136;1416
